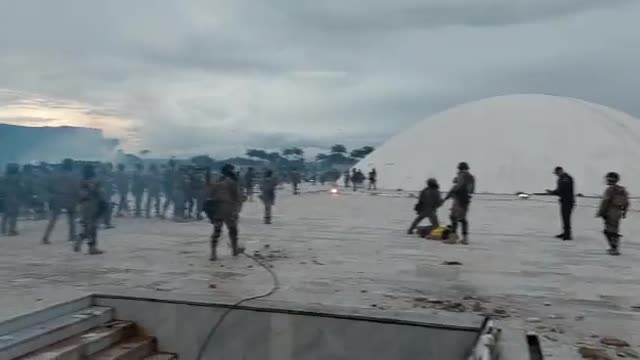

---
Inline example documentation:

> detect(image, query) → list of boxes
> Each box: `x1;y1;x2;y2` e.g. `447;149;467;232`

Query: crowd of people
0;159;283;259
343;168;377;191
407;163;630;256
1;159;631;258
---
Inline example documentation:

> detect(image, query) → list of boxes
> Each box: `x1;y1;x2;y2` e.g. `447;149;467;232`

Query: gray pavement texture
1;188;640;359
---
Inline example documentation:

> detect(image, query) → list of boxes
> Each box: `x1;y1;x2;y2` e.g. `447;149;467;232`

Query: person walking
205;164;243;261
75;164;105;254
260;169;278;224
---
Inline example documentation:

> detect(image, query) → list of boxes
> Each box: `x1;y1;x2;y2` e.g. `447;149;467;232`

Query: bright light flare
330;188;339;194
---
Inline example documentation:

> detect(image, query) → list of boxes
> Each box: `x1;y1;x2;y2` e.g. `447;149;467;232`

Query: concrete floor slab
1;189;639;359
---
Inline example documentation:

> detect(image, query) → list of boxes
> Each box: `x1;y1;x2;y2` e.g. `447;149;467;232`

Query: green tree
330;144;347;154
190;155;215;168
350;146;375;159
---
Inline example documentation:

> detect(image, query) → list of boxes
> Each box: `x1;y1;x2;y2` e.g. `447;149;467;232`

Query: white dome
356;94;640;195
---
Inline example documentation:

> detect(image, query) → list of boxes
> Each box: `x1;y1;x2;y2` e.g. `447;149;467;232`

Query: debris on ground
599;337;629;347
263;244;270;249
526;317;542;323
548;314;564;319
361;290;368;293
544;335;558;342
617;348;640;359
575;315;585;321
544;302;551;306
472;301;484;312
208;283;217;289
441;261;463;266
578;346;612;360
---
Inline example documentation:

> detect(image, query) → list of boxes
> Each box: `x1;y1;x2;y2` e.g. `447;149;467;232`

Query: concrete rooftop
1;187;639;359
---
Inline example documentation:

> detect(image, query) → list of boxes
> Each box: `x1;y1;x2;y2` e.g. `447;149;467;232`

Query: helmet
62;158;74;171
457;162;469;171
426;178;439;189
606;172;620;184
221;164;235;177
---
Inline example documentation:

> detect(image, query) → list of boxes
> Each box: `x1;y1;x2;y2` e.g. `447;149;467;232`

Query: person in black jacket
407;178;443;234
546;166;575;240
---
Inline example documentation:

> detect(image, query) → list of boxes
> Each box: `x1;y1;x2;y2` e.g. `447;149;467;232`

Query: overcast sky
1;1;639;157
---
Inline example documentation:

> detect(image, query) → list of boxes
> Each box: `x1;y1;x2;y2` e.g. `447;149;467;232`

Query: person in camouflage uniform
244;167;255;201
75;164;105;255
190;168;207;220
172;166;189;221
597;172;630;256
408;178;443;234
260;169;278;224
290;169;302;195
205;164;243;260
115;163;129;217
445;162;475;245
145;164;162;218
131;163;146;217
98;163;115;228
1;164;23;236
161;162;175;218
21;165;37;219
42;159;80;244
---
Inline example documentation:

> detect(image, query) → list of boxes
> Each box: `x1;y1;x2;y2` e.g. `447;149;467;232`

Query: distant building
354;94;640;195
0;124;118;165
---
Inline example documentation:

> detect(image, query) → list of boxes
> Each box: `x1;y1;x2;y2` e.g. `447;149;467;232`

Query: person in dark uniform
546;166;575;240
407;178;443;234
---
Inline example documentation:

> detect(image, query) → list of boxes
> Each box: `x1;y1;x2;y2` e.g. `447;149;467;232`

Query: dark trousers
560;202;574;236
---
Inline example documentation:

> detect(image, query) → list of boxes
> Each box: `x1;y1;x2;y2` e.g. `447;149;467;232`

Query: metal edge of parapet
89;290;485;333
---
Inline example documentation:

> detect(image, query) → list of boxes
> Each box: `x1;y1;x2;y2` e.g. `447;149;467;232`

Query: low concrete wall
95;295;480;360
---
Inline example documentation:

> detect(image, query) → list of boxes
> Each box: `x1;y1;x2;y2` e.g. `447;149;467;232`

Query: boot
88;245;104;255
210;238;218;261
555;233;565;239
460;234;469;245
42;237;51;245
264;217;272;225
73;240;82;253
445;233;458;244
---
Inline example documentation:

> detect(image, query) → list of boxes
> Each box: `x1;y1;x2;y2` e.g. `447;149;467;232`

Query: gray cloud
0;0;639;158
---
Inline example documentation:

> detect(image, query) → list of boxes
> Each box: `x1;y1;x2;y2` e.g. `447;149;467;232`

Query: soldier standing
290;169;302;195
597;172;629;256
75;164;105;254
206;164;243;260
42;159;80;244
407;178;443;234
260;169;278;224
145;164;162;218
161;162;175;218
343;170;351;188
115;164;129;217
1;164;22;236
131;163;146;217
98;163;115;228
546;166;575;240
190;167;207;220
172;166;188;221
445;162;475;244
244;167;255;201
368;168;377;190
